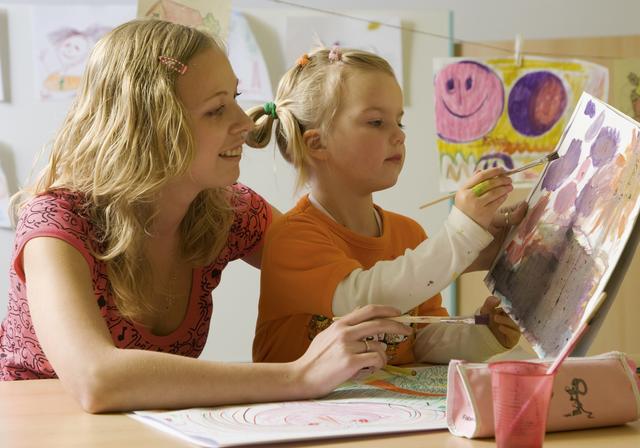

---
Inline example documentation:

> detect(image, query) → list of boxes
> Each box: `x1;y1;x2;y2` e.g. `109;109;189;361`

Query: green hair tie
263;101;278;119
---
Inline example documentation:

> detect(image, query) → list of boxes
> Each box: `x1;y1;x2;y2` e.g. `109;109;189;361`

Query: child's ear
303;129;327;160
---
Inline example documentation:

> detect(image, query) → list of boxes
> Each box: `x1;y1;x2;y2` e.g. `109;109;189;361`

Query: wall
1;0;640;362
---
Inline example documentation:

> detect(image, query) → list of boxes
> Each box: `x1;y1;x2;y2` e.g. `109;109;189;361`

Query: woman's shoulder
23;189;86;211
16;189;92;234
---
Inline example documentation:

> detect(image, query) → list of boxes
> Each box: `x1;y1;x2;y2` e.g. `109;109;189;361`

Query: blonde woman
248;47;526;365
0;20;411;412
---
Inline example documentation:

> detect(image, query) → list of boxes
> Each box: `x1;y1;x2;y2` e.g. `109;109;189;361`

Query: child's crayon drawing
33;5;135;101
434;57;609;192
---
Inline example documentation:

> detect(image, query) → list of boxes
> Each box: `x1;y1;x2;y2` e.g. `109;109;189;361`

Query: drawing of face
58;34;90;67
435;61;504;143
508;71;567;136
475;152;514;171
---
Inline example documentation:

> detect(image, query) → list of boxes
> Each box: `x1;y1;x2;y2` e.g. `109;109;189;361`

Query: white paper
130;366;447;447
285;15;403;88
227;11;272;102
32;5;135;101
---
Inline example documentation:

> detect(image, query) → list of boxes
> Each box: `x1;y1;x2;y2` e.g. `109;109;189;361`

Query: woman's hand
455;167;513;229
291;305;412;397
481;296;520;349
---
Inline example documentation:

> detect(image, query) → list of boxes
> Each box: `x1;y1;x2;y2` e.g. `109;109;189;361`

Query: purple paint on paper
575;167;615;218
585;111;605;142
584;100;596;118
554;182;578;214
508;71;567;136
542;139;581;191
590;127;620;167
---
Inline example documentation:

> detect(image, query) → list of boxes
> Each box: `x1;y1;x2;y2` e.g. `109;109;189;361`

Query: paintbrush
332;314;490;325
419;151;560;209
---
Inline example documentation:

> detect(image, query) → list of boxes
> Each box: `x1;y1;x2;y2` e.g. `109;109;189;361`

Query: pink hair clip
297;53;310;67
158;55;188;75
328;45;342;62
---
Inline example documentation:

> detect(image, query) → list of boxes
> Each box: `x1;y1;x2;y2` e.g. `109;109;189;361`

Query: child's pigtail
246;101;278;148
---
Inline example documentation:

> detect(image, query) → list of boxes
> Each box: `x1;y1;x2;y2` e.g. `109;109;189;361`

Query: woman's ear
303;129;328;160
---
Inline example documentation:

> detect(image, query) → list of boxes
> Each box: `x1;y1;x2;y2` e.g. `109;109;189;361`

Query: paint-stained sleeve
332;206;493;315
412;322;507;363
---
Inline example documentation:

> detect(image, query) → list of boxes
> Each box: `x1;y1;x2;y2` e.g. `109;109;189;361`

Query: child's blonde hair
246;47;395;191
12;19;234;318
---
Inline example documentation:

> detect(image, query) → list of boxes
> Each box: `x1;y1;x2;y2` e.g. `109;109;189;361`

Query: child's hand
480;296;520;349
455;167;513;229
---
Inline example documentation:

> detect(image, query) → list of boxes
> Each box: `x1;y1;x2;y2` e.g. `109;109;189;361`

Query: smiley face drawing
435;61;504;143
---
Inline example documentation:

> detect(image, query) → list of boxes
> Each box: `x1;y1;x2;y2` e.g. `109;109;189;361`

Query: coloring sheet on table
130;365;447;447
486;92;640;358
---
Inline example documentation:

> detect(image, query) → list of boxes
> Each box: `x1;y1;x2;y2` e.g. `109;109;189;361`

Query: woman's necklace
308;194;382;236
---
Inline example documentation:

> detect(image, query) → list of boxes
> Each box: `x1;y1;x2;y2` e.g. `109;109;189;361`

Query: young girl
0;21;413;412
248;47;524;365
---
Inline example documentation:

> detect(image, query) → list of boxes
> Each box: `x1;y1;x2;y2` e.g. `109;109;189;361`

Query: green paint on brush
471;180;491;196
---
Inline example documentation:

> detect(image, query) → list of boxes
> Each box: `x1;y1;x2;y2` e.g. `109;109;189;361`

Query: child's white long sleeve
413;322;507;363
332;205;493;315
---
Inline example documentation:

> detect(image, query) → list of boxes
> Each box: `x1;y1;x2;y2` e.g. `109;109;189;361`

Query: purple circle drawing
434;61;504;143
508;71;567;136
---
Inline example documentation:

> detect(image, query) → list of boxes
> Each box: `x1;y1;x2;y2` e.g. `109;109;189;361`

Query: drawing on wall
227;11;272;102
0;43;4;102
0;12;6;103
131;366;447;447
485;92;640;358
0;165;10;228
285;16;403;88
612;58;640;123
33;5;135;101
138;0;231;41
434;57;609;192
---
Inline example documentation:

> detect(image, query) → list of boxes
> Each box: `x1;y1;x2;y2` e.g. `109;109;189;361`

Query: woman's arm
25;237;408;413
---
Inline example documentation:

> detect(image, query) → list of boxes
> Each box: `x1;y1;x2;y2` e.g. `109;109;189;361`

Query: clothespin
514;33;523;66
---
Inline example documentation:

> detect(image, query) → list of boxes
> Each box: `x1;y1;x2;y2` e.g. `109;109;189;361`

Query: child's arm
412;296;520;363
333;205;492;315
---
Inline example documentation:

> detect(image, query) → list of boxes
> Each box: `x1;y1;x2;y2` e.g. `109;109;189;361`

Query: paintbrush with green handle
419;150;560;210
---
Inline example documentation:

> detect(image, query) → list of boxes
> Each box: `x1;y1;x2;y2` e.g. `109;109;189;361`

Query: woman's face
175;46;252;192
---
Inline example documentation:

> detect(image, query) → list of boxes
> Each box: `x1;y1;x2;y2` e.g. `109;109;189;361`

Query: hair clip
328;45;342;63
263;101;278;119
158;55;188;75
297;53;310;67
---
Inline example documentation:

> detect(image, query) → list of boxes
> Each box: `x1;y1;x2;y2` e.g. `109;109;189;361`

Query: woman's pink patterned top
0;184;271;380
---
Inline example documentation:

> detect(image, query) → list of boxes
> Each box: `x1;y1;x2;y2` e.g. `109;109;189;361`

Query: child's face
175;46;252;191
324;71;405;195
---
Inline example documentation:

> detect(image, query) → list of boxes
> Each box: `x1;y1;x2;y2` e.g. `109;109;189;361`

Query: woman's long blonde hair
246;47;394;191
12;19;234;318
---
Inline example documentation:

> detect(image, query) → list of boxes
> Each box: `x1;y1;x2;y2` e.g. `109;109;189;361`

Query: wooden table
1;379;639;447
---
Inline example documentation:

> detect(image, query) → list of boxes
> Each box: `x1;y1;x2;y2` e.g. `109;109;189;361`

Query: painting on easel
486;92;640;358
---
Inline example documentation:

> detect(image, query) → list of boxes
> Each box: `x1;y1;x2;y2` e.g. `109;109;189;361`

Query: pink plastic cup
489;361;555;448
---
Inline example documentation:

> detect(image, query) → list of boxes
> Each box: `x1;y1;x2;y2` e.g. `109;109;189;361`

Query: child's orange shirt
253;195;448;364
